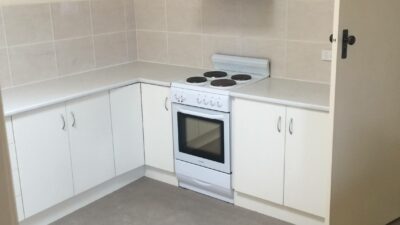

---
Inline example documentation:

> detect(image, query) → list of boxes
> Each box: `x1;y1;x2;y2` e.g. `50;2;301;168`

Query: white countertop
231;78;330;112
1;61;330;117
1;62;205;117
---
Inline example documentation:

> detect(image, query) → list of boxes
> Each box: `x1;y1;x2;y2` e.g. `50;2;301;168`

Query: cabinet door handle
277;116;282;133
289;118;294;135
70;112;76;128
60;114;66;130
164;97;169;111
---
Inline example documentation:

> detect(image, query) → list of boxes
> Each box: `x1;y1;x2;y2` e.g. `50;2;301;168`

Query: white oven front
172;103;231;174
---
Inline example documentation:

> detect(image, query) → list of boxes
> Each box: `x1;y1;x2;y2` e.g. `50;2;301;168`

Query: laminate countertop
231;78;330;112
1;61;330;117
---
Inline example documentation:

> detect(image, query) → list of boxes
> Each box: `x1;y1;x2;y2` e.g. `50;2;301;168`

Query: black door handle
342;29;356;59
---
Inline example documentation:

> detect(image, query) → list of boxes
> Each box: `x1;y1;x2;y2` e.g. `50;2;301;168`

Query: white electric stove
171;54;270;203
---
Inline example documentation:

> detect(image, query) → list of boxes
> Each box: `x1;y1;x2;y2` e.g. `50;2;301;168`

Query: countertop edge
3;78;171;117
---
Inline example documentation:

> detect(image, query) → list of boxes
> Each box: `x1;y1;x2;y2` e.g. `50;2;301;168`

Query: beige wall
0;0;334;89
0;0;136;89
134;0;334;83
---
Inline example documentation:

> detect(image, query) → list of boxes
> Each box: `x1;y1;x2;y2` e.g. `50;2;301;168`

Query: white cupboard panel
5;117;14;144
15;196;25;221
110;84;145;175
13;104;74;218
284;107;330;217
67;92;115;194
142;84;174;172
232;99;286;204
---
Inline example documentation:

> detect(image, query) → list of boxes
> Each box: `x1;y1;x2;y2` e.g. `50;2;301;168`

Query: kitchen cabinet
67;92;115;194
141;84;174;172
5;118;25;221
232;98;329;217
12;104;74;218
284;107;330;217
232;98;286;205
110;84;145;175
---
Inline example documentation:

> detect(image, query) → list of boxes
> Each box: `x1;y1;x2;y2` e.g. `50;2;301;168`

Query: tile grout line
164;0;169;64
48;3;61;78
0;6;15;86
122;0;129;62
88;0;97;68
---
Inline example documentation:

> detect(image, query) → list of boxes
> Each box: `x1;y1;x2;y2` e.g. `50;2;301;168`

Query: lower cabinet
232;98;286;204
67;92;116;194
232;98;330;218
110;84;145;175
5;118;25;221
141;84;174;172
284;107;330;217
12;104;74;218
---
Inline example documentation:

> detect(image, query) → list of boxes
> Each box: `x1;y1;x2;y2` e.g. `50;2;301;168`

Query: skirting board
144;166;178;186
234;192;327;225
20;166;145;225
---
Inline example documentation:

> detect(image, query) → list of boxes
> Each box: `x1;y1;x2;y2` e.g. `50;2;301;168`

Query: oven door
173;104;231;174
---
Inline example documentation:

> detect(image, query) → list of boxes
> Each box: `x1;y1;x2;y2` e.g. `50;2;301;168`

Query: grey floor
51;178;291;225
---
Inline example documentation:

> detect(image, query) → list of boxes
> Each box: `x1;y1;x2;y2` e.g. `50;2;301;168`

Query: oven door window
177;112;224;163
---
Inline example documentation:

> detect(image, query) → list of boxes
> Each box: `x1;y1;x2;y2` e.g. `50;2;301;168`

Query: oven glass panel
177;112;224;163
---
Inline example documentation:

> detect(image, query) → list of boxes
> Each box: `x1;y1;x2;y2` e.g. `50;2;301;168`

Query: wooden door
330;1;400;224
67;92;115;194
13;104;74;217
141;84;174;172
232;98;286;205
110;84;145;175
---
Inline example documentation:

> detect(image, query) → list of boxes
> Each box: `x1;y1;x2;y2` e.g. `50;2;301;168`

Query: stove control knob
217;101;222;108
210;100;215;107
174;94;179;101
180;96;185;102
203;99;209;105
196;97;201;104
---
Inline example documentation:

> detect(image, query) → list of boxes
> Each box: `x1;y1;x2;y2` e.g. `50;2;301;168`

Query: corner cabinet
12;104;74;218
67;93;115;194
232;98;330;218
141;84;174;172
9;86;145;220
110;84;145;175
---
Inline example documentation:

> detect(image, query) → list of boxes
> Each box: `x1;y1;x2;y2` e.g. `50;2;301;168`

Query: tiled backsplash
0;0;136;89
134;0;334;83
0;0;334;89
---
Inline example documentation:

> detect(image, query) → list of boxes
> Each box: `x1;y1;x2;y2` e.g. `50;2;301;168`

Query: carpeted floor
51;177;291;225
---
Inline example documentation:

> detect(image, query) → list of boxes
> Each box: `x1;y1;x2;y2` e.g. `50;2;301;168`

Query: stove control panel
171;88;230;112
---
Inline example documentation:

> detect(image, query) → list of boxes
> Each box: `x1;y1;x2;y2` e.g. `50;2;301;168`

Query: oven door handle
178;109;225;120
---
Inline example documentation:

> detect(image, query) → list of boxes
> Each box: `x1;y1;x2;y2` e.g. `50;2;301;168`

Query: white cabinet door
12;104;74;218
141;84;174;172
232;99;286;204
67;92;115;194
284;107;330;217
110;84;145;175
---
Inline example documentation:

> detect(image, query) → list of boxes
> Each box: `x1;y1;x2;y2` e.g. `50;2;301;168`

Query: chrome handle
277;116;282;133
164;97;169;111
289;118;293;135
70;112;76;128
61;114;66;130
